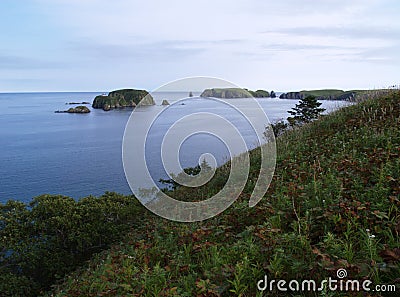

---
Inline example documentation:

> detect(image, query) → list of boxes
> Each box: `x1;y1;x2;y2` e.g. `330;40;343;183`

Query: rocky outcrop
55;106;90;113
67;106;90;113
66;102;91;105
161;99;170;105
201;88;270;98
279;92;305;99
92;89;155;111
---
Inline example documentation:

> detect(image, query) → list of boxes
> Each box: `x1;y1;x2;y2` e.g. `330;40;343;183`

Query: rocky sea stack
161;99;170;105
67;106;91;113
92;89;155;111
55;105;91;113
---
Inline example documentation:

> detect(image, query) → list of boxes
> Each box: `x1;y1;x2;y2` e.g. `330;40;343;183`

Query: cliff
92;89;155;111
279;89;358;101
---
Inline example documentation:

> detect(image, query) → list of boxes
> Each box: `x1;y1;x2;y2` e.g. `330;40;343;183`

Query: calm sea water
0;92;347;203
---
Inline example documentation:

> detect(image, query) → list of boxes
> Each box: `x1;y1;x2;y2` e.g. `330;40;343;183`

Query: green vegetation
287;95;326;126
249;89;270;98
67;105;90;113
299;89;346;98
201;88;270;98
279;89;390;101
92;89;155;111
0;193;146;296
1;91;399;296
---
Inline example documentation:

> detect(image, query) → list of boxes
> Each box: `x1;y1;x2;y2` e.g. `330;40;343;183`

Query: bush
0;192;144;296
287;95;325;126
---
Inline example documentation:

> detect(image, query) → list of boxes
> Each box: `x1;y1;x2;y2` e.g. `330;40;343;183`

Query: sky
0;0;399;92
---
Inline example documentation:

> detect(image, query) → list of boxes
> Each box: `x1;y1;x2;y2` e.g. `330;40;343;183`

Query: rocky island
200;88;270;98
92;89;155;111
66;101;91;105
55;106;91;113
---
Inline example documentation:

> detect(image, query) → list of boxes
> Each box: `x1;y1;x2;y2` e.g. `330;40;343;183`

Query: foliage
201;88;270;98
0;192;145;296
280;89;391;101
249;89;270;98
271;120;289;137
92;89;154;110
287;95;326;126
300;89;346;98
159;159;213;191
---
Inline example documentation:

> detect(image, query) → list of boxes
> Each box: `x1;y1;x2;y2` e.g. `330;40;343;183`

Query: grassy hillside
280;89;389;101
299;89;346;97
49;91;400;296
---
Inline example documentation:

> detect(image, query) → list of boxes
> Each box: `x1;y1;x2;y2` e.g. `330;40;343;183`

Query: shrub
0;192;144;296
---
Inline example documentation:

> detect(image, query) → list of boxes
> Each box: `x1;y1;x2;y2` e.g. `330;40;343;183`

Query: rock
66;101;91;105
67;106;91;113
279;92;304;99
92;89;155;111
161;99;170;105
56;106;90;113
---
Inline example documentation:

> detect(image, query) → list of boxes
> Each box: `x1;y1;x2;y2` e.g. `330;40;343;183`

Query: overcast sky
0;0;399;92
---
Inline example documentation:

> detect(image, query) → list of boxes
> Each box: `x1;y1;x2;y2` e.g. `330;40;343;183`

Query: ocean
0;92;347;203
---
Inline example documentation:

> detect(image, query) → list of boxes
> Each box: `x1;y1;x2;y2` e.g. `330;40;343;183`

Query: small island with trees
55;105;91;113
92;89;155;111
200;88;270;98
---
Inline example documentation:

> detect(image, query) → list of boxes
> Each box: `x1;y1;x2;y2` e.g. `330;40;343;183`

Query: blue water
0;92;347;203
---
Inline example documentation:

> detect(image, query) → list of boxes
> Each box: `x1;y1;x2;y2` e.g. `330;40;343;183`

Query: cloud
0;54;61;69
1;0;398;91
69;40;205;61
262;26;400;42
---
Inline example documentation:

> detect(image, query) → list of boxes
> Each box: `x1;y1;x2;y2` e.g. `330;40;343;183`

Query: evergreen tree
287;95;325;126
